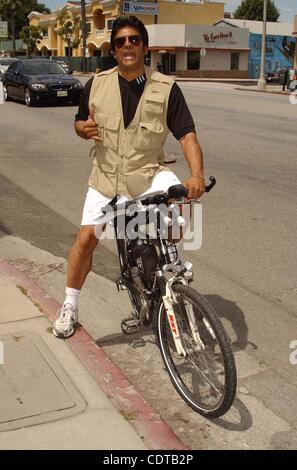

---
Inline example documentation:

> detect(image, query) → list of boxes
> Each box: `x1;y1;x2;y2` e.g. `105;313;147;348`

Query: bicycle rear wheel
157;284;237;418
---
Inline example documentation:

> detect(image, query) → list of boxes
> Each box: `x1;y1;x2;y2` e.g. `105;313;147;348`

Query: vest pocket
134;121;164;150
94;113;120;151
144;94;165;114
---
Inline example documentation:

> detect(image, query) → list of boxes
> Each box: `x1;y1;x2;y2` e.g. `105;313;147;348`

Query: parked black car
0;57;18;81
265;67;288;83
3;59;83;106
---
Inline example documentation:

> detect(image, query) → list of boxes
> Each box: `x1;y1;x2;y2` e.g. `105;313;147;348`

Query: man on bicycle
53;15;205;338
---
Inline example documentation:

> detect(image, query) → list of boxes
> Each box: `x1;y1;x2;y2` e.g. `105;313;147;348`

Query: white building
147;23;250;77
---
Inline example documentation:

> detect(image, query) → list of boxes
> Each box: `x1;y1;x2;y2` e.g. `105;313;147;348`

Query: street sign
200;47;206;57
123;1;158;15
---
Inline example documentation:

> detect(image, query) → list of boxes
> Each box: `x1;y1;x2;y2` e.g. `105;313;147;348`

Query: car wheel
2;84;10;101
24;87;35;107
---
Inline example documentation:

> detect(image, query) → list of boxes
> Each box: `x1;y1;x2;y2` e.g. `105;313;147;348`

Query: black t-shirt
75;74;195;140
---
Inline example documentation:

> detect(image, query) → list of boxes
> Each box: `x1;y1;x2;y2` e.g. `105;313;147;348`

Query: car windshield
0;59;16;66
23;61;66;75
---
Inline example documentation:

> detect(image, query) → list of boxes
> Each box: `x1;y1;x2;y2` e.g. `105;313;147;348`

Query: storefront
215;19;296;79
146;24;249;78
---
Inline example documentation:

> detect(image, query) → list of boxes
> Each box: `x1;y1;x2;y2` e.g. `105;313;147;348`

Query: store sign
203;31;233;43
0;21;8;39
123;1;158;15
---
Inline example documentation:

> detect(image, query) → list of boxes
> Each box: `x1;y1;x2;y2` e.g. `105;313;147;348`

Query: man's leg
53;186;109;338
67;225;99;290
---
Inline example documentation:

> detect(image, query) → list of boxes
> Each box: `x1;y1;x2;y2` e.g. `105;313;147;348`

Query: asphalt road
1;82;297;449
1;82;296;313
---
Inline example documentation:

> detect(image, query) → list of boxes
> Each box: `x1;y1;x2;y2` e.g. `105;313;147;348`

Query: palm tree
0;0;23;57
56;6;81;62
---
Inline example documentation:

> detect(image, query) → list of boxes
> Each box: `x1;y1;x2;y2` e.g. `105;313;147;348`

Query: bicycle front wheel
157;284;237;418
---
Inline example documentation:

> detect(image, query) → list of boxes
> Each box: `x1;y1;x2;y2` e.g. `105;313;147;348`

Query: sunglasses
114;35;142;49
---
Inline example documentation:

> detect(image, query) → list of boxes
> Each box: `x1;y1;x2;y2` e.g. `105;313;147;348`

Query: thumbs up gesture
75;107;99;140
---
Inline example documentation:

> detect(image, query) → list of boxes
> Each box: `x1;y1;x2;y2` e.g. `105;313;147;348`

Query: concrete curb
0;258;188;450
235;87;290;96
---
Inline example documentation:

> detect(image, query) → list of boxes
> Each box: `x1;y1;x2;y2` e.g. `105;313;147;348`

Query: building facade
28;0;224;58
293;15;297;68
27;1;249;77
147;23;249;78
215;19;296;79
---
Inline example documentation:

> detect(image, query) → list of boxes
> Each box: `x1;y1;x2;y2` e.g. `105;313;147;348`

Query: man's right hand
75;108;99;140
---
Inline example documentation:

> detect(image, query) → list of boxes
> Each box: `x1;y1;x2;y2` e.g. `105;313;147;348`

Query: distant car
2;58;83;106
53;59;72;74
0;57;17;80
265;67;288;83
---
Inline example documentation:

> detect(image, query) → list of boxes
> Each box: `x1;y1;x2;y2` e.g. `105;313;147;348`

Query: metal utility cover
0;333;86;431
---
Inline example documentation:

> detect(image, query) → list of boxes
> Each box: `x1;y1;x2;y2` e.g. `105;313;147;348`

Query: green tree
0;0;50;56
19;24;44;58
234;0;280;22
56;6;81;61
15;1;50;36
0;0;23;56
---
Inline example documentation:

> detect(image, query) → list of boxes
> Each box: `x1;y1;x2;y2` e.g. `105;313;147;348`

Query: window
187;51;200;70
230;52;239;70
86;22;91;34
65;47;73;57
8;62;19;73
42;28;48;38
106;19;115;31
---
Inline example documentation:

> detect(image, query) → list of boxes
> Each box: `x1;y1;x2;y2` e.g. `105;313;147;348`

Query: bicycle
101;176;237;418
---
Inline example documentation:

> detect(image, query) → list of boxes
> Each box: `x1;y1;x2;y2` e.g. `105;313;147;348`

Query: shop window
187;51;200;70
230;52;239;70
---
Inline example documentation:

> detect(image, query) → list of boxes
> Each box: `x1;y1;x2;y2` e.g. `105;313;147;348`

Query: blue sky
43;1;296;24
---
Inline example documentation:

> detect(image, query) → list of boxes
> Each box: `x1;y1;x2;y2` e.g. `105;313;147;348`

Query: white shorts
81;170;181;226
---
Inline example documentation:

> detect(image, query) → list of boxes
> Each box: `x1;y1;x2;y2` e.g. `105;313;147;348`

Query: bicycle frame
112;197;197;355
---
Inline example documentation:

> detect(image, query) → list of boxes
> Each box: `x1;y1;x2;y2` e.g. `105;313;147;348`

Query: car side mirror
68;69;73;75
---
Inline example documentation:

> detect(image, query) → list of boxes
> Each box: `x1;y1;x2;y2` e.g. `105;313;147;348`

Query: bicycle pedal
121;317;140;335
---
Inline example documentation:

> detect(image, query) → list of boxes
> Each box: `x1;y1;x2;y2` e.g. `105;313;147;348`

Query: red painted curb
0;258;188;450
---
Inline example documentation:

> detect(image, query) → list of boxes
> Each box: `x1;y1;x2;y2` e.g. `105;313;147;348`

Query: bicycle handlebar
141;176;216;206
101;176;216;215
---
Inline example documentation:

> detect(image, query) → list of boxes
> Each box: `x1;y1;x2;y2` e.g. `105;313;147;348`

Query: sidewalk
0;258;187;450
73;71;290;96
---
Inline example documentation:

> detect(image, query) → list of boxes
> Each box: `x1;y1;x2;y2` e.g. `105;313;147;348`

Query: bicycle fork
162;280;205;356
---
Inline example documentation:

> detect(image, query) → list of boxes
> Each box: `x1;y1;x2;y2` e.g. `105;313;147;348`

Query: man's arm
179;132;205;199
166;84;205;198
74;77;98;140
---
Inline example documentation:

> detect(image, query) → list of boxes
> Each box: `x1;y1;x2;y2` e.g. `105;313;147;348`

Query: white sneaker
53;303;78;338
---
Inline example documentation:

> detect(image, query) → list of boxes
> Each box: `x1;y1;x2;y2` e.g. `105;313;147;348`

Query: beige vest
88;65;174;198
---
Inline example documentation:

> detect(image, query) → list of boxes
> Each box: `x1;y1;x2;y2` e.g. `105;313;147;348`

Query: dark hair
110;16;149;51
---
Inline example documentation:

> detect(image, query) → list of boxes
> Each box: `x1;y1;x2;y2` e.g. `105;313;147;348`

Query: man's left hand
183;176;205;199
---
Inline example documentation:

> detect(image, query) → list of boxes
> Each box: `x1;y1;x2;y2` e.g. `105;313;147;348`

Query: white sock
64;287;80;310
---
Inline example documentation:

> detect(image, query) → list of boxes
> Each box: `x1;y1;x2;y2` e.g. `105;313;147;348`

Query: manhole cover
0;333;85;431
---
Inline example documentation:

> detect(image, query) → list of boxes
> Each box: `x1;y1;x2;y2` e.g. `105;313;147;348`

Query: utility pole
81;0;87;73
257;0;267;90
